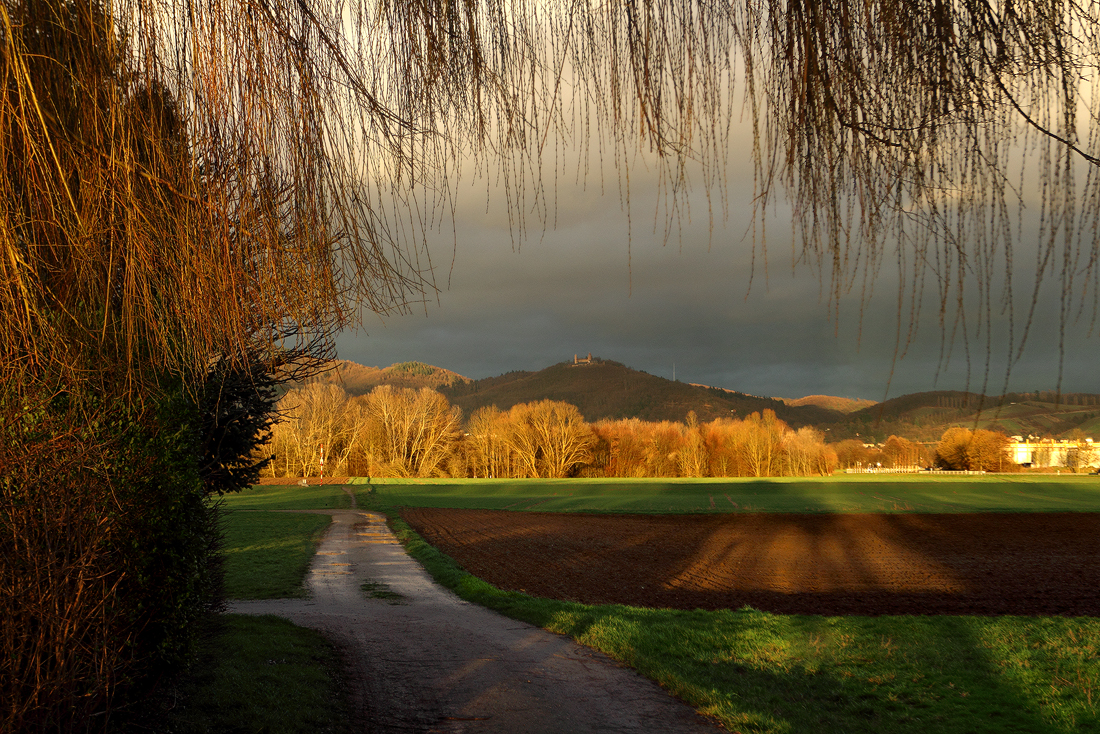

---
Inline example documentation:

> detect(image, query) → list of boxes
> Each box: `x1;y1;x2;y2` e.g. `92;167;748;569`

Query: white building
1007;437;1099;469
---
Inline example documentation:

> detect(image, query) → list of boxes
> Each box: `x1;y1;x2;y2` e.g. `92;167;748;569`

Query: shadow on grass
141;615;351;734
476;598;1077;733
224;484;356;511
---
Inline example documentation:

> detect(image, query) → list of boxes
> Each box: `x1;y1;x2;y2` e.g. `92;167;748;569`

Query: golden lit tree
679;411;709;478
269;382;361;476
359;386;462;478
882;435;920;469
967;430;1013;472
936;426;1012;471
591;419;656;478
782;426;834;476
704;419;746;477
504;400;595;479
936;427;974;470
832;439;872;471
739;410;786;477
466;406;513;479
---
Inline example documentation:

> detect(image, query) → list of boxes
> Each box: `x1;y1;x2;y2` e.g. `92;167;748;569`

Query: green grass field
220;483;354;598
349;474;1100;514
221;484;353;599
153;489;355;732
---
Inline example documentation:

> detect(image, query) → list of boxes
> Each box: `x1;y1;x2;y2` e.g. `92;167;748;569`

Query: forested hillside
781;395;877;413
318;358;1100;442
292;359;470;395
827;391;1100;442
440;358;839;426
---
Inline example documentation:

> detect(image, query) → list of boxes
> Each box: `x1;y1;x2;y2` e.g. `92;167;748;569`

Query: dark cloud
338;152;1097;401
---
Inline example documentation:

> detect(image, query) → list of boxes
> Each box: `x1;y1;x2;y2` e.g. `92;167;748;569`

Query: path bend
230;509;724;733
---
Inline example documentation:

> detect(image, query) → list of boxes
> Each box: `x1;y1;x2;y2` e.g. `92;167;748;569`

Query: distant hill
297;359;470;395
306;358;1100;441
440;357;839;426
826;390;1100;442
781;395;877;413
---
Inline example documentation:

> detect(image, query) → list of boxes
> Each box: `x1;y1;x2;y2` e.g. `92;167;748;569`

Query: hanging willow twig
0;0;1096;402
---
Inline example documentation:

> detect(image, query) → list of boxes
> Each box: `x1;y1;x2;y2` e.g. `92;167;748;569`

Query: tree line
267;383;1043;478
266;383;839;479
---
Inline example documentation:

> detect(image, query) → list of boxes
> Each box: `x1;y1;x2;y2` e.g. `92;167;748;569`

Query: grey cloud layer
339;138;1096;400
339;194;1096;399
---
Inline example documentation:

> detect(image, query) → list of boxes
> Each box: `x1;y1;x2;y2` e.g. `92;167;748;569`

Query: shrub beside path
229;506;724;733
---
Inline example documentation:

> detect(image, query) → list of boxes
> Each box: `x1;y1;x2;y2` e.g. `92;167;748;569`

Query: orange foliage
935;427;1014;471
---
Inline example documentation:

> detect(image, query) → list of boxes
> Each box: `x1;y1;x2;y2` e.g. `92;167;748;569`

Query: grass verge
221;511;331;599
155;615;351;734
379;505;1100;734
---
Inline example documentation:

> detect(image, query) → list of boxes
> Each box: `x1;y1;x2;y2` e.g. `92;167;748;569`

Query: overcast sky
337;137;1098;402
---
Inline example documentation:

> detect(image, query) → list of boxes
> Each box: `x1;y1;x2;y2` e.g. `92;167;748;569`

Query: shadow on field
401;508;1100;616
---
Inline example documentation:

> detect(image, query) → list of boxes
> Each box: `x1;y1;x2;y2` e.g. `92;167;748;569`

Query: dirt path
229;508;724;733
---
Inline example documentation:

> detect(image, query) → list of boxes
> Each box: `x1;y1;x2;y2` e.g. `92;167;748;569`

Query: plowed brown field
403;508;1100;616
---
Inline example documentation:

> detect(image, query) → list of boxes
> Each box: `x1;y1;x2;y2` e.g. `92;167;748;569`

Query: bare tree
832;439;873;471
1066;438;1098;473
783;426;831;476
269;383;360;476
968;430;1013;472
466;406;514;479
705;419;747;477
359;386;462;477
504;400;595;479
679;411;709;478
882;435;920;469
739;410;786;477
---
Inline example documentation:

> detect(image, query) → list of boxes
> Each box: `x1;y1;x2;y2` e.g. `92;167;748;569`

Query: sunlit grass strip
221;511;331;599
161;615;351;734
384;508;1100;734
352;475;1100;515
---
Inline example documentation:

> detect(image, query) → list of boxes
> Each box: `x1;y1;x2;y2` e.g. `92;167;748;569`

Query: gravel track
230;506;724;733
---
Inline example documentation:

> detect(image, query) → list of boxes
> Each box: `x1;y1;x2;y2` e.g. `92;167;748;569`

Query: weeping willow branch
1;0;1097;402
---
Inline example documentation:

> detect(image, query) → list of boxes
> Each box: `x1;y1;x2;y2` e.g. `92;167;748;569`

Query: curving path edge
229;504;725;733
